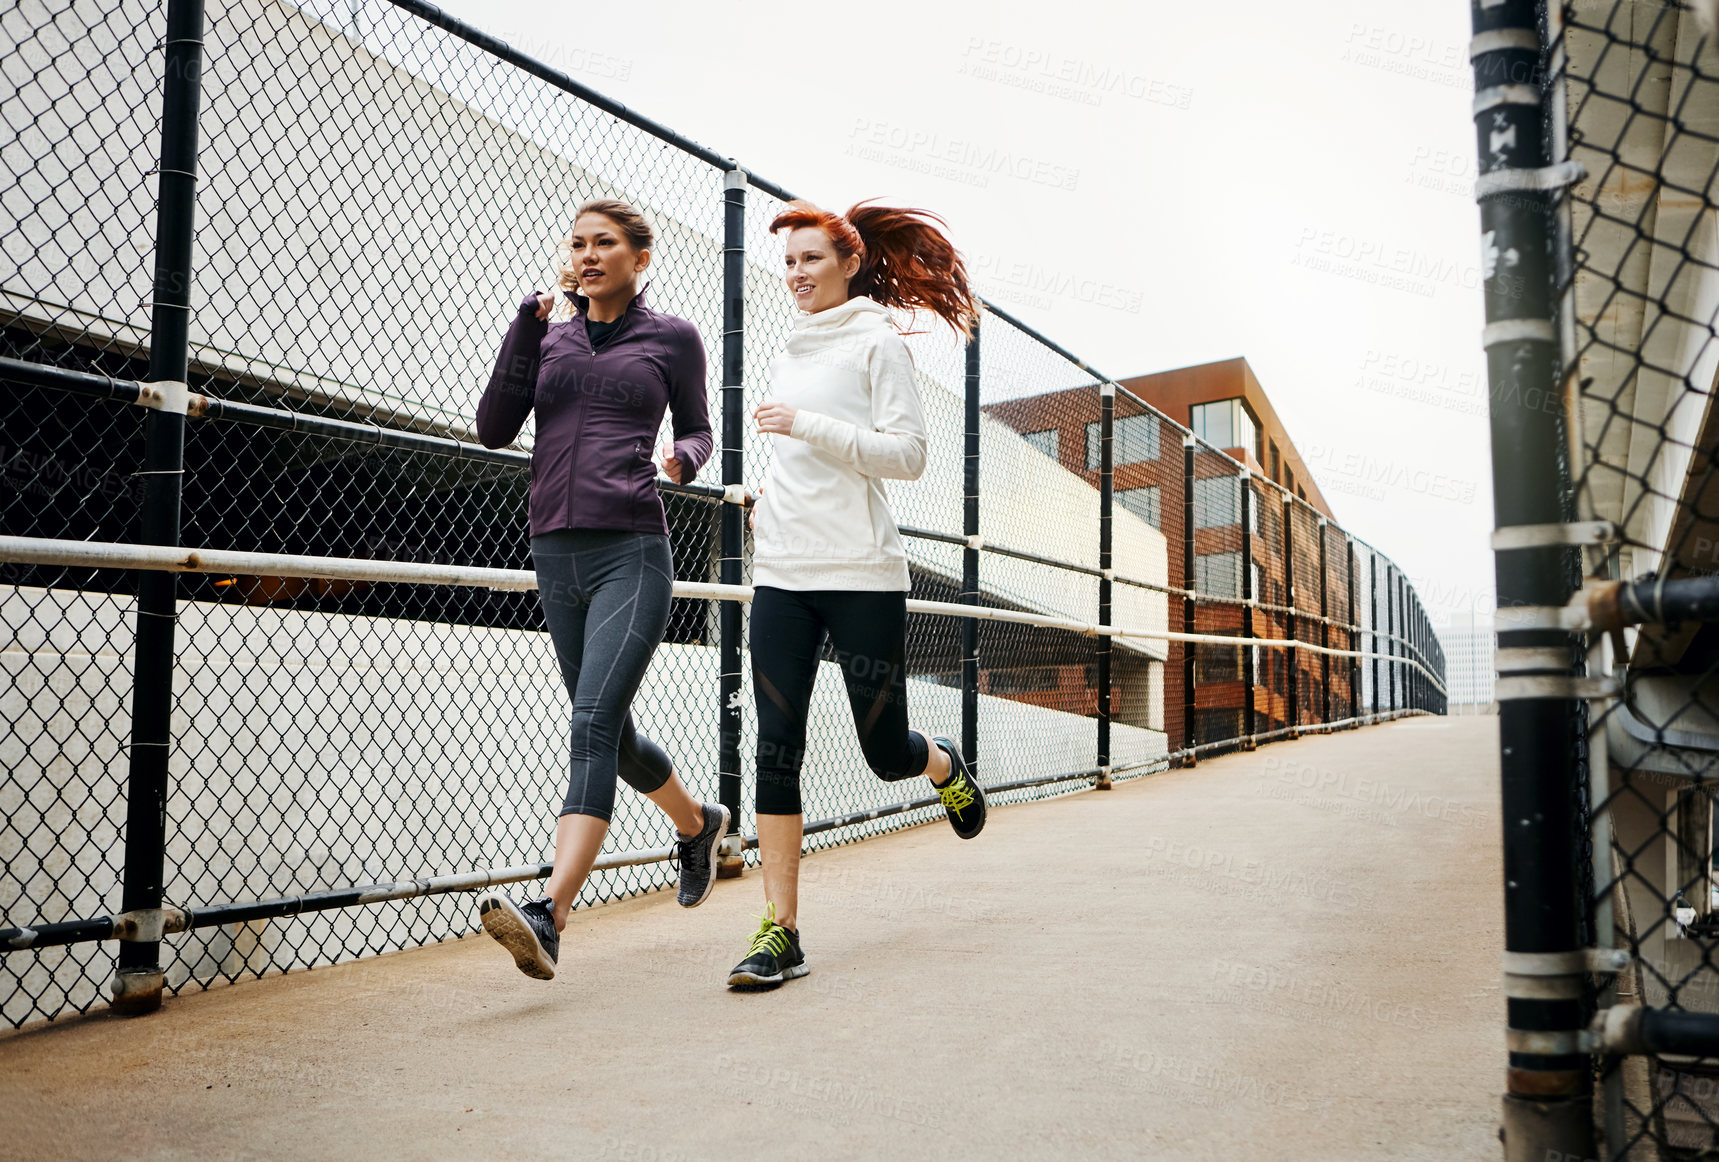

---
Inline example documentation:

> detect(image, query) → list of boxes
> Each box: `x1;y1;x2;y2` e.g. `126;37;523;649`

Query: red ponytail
769;199;979;337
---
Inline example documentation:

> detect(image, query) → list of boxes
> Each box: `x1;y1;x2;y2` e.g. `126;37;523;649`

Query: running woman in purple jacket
471;199;726;981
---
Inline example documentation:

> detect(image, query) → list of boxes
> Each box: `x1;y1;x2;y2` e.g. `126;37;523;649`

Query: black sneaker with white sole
675;802;731;908
931;736;986;839
726;904;807;990
476;891;559;980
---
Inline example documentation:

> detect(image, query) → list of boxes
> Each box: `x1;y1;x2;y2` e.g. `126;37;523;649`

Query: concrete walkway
0;716;1503;1161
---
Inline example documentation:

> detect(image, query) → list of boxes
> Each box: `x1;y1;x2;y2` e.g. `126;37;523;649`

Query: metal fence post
1467;1;1590;1121
1283;496;1298;737
1397;572;1406;712
1386;565;1398;713
1409;596;1418;712
1409;601;1418;712
1425;607;1432;712
111;0;206;1018
1318;518;1331;726
1416;601;1425;712
1401;578;1411;712
1369;553;1379;716
962;320;980;773
1405;579;1412;710
1182;435;1198;761
1425;605;1434;712
1430;622;1443;711
1095;382;1113;789
1340;536;1354;721
1239;470;1255;747
715;166;746;879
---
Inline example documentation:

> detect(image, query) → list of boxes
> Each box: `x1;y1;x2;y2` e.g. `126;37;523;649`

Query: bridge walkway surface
0;716;1502;1161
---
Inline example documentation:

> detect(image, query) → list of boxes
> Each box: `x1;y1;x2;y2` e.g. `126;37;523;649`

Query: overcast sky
437;0;1492;627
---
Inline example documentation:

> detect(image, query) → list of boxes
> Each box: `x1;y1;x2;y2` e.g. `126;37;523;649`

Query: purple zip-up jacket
476;289;713;537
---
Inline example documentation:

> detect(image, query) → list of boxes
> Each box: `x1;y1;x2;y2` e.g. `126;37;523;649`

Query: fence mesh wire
1555;1;1719;1156
0;0;1443;1029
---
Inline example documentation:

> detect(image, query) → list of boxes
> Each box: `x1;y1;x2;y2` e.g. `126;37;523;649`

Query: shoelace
671;815;709;871
746;904;792;959
936;770;976;814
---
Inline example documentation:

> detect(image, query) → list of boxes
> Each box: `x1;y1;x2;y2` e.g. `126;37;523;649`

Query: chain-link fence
1;0;1444;1030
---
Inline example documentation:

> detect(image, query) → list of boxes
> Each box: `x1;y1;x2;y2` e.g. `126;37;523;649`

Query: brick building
982;357;1363;750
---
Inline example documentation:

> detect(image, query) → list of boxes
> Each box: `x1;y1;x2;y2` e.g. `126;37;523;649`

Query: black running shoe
476;891;559;980
676;802;731;908
931;736;987;839
725;904;807;990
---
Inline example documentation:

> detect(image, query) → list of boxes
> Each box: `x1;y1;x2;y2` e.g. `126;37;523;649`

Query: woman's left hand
753;400;798;436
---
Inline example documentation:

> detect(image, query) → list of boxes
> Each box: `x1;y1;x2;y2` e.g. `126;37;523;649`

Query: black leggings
749;586;930;816
532;528;676;821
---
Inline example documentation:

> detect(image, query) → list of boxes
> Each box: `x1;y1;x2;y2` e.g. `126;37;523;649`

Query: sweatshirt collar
568;282;650;321
793;295;892;332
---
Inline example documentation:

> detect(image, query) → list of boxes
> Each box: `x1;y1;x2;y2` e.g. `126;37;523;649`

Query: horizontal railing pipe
0;536;1446;693
0;355;144;406
0;850;666;951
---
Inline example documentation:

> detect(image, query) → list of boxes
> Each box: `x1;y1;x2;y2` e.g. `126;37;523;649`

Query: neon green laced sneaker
726;902;808;990
931;736;987;839
937;772;976;813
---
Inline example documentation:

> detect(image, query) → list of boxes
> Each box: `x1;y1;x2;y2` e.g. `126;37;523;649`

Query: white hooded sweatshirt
751;296;927;592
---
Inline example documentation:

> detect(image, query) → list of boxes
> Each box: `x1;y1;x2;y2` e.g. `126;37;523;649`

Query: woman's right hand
535;292;556;321
748;485;762;531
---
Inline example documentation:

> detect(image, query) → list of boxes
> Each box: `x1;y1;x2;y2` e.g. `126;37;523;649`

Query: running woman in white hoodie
727;200;985;990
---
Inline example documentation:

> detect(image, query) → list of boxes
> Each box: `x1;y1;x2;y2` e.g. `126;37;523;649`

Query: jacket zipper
565;323;591;519
568;298;641;523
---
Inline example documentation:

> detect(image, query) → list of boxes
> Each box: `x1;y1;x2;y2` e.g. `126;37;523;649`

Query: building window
1192;476;1240;528
1117;485;1160;528
1195;550;1241;597
1086;413;1159;469
1022;429;1059;462
1190;399;1257;457
1270;441;1281;484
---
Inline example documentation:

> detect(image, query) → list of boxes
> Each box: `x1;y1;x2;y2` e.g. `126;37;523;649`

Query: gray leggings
532;528;676;821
